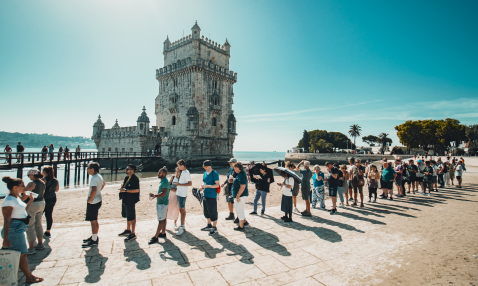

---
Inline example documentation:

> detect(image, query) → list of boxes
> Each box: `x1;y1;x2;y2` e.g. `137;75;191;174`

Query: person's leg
319;186;325;209
260;191;267;213
337;187;344;205
311;187;318;207
155;220;165;237
352;185;358;205
26;203;40;249
344;187;349;205
348;187;353;202
161;219;167;234
44;196;56;233
211;198;218;228
332;197;337;210
35;205;44;245
131;219;136;234
253;191;261;213
292;196;297;208
90;220;99;241
359;187;364;205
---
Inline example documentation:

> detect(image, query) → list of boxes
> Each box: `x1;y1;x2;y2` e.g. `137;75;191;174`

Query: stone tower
155;21;238;165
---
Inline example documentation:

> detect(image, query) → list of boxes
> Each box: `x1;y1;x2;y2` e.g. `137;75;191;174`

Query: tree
362;135;379;146
313;139;334;153
298;130;355;151
377;133;392;154
301;130;311;153
466;124;478;155
348;124;362;150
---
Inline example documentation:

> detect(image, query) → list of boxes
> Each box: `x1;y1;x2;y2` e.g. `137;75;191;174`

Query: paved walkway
18;198;433;285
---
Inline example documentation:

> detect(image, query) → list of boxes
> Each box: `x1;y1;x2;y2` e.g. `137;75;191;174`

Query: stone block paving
18;201;423;286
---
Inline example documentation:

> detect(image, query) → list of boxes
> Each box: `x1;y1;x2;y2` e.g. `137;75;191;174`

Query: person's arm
235;184;246;201
204;180;220;189
154;188;169;198
2;207;13;248
177;181;192;187
331;170;338;179
55;181;60;192
295;160;303;171
101;181;106;191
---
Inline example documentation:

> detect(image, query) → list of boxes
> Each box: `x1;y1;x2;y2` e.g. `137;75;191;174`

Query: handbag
0;248;21;286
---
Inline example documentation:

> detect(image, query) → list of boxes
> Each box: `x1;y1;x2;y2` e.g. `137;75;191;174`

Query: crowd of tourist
0;154;468;283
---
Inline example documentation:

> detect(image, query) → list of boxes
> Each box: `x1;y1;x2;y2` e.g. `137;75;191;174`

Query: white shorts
234;197;246;220
156;204;168;221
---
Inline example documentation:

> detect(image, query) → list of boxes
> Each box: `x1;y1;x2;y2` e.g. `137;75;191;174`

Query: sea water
0;151;285;197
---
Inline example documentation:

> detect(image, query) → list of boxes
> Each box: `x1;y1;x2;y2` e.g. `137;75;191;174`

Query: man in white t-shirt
82;162;105;247
174;159;192;236
455;161;463;188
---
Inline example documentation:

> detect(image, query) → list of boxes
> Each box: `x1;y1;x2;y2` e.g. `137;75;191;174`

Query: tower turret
163;35;170;51
191;21;201;39
223;38;231;54
137;106;150;135
92;115;105;147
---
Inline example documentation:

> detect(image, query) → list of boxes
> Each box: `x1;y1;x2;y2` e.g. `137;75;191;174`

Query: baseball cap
203;160;212;167
228;158;237;163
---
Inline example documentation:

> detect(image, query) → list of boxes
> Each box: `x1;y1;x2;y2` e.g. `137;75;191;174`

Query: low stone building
92;21;238;167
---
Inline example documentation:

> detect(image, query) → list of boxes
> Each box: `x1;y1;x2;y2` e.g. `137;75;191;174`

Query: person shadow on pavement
84;247;107;283
124;240;151;270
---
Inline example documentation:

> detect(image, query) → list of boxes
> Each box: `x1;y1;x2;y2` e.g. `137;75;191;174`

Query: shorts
329;186;338;197
352;184;363;194
203;197;218;222
348;181;353;189
156;204;168;220
85;201;102;221
395;178;402;186
1;220;28;254
423;181;433;189
292;187;299;197
382;181;393;190
415;177;423;182
121;202;136;221
456;176;461;180
177;195;187;209
301;186;311;201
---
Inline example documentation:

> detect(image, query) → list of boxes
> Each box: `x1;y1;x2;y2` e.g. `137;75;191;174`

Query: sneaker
174;223;179;231
124;233;137;242
339;205;345;208
233;218;239;223
352;202;357;206
209;227;218;235
261;212;265;215
284;218;293;222
244;221;249;226
368;198;371;202
176;226;185;236
301;212;312;217
250;211;257;215
83;236;92;243
281;216;287;220
360;203;364;207
379;194;385;198
118;229;131;237
380;196;387;199
158;233;167;238
294;207;300;213
373;198;376;203
35;244;45;250
225;213;235;220
330;209;337;215
27;248;36;255
389;197;393;200
201;225;213;231
234;226;244;231
82;238;99;248
348;198;354;201
43;232;51;238
421;192;426;195
320;207;326;211
148;237;159;245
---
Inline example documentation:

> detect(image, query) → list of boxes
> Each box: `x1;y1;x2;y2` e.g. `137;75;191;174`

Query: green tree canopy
301;130;311;153
298;130;355;151
466;124;478;154
362;135;379;146
377;133;392;154
395;118;466;153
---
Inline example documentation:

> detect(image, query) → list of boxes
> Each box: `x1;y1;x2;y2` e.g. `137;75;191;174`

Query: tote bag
0;249;20;286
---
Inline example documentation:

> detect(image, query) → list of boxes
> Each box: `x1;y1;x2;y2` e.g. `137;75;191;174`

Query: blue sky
1;0;477;151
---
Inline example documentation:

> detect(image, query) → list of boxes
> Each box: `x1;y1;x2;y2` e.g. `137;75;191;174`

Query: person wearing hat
200;160;220;235
221;158;238;220
23;168;46;254
118;164;140;242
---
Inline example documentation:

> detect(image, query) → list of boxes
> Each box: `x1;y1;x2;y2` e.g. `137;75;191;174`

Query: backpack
291;177;300;195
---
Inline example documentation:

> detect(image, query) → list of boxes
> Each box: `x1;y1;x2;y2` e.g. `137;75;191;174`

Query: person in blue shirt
221;158;238;221
311;165;325;209
231;162;249;231
200;160;220;235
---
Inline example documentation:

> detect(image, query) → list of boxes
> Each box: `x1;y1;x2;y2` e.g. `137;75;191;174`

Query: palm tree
378;132;392;154
348;124;362;150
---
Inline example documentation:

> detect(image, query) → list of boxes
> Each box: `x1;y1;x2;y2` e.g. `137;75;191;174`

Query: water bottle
149;185;154;200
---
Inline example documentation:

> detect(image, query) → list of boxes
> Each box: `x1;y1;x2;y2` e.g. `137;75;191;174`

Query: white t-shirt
416;164;425;177
1;195;28;219
455;165;463;176
282;177;294;197
88;174;104;204
176;169;192;197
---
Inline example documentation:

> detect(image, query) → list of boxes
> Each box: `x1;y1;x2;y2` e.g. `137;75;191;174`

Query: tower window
172;116;176;126
174;79;178;87
212;117;217;127
213;80;218;89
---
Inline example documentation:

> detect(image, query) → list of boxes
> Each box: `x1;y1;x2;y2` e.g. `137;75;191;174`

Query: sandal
26;276;44;284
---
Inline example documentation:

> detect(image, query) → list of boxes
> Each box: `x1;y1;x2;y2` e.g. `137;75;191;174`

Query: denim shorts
156;204;168;220
177;196;187;209
328;186;338;197
1;220;28;254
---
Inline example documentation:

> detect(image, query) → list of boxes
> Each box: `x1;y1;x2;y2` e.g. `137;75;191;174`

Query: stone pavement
19;200;424;286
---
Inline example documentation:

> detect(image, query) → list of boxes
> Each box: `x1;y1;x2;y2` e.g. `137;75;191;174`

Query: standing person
367;165;380;202
334;163;345;208
347;157;355;204
455;161;463;188
423;161;434;196
16;142;24;163
311;165;325;209
443;161;450;187
436;158;445;188
416;160;426;194
41;146;48;161
339;164;349;207
250;165;272;215
381;161;396;200
175;159;192;236
48;144;54;160
167;167;181;230
58;146;63;161
65;146;70;160
285;162;300;213
221;158;237;221
278;171;294;222
4;144;12;163
41;166;59;238
76;145;81;159
1;176;44;283
148;166;170;244
295;160;312;216
200;160;220;235
407;160;418;194
401;160;408;197
23;168;45;254
231;162;249;230
431;160;439;192
118;164;140;242
82;163;105;247
325;162;339;214
449;161;455;186
246;163;251;182
351;159;365;207
394;159;403;197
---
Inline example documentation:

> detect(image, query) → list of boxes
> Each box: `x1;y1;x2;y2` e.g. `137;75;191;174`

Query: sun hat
228;158;237;163
27;168;40;176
